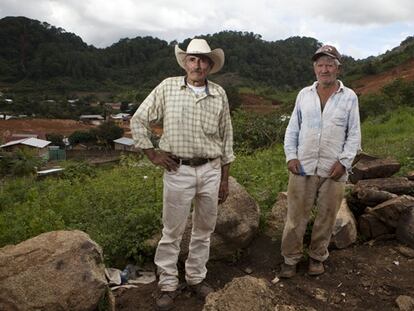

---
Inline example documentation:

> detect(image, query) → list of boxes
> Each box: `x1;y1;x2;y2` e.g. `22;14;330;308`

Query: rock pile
347;154;414;247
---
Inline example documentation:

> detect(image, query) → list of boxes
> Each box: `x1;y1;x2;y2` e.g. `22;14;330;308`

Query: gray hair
313;56;341;67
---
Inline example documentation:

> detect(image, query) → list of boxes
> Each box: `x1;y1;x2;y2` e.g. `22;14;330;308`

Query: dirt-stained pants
154;158;221;291
281;174;345;265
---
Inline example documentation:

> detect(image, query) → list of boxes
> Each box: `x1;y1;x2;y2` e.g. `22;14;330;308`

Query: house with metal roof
113;137;139;152
79;115;105;125
0;137;52;160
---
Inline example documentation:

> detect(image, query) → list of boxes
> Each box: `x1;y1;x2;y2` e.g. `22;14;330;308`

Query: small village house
113;137;139;152
79;114;104;126
0;137;51;160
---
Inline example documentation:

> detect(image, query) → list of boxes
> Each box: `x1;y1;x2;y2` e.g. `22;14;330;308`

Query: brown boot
189;281;214;300
155;290;177;311
279;263;297;278
308;258;325;276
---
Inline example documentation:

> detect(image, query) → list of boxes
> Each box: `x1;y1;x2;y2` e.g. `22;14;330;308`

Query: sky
1;0;414;60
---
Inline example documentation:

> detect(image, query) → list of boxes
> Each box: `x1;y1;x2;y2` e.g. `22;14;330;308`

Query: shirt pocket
332;107;348;127
200;103;221;135
332;116;347;127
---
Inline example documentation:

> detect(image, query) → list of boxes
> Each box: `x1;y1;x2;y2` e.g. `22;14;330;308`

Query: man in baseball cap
280;44;361;279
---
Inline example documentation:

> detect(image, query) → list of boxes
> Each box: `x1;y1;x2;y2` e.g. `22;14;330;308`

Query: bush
231;144;289;214
232;109;289;153
0;148;43;177
0;160;163;267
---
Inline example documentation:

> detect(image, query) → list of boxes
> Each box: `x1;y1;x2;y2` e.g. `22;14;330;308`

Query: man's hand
329;160;346;181
218;163;230;204
218;180;229;204
287;159;304;175
143;149;179;171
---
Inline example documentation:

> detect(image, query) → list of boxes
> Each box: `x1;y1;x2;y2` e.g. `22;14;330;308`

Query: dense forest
0;16;353;93
1;16;414;104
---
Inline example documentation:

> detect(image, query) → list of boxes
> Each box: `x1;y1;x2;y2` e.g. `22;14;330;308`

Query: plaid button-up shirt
130;76;235;165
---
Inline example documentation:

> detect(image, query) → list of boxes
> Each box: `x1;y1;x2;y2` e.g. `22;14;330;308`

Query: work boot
155;290;177;311
279;263;297;278
308;258;325;276
189;281;214;300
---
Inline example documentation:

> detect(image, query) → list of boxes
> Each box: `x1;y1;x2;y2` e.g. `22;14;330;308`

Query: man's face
313;56;340;86
184;54;212;86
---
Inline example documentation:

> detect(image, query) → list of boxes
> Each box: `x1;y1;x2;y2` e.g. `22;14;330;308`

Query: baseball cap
312;45;341;62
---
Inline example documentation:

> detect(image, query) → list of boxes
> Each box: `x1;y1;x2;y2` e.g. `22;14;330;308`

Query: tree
95;121;124;148
0;148;43;177
68;130;96;145
46;133;64;148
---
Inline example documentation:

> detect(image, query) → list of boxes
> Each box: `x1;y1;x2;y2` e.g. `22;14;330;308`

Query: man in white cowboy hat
130;38;234;310
280;45;361;278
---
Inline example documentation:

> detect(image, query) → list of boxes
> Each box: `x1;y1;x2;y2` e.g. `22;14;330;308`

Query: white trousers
154;158;221;291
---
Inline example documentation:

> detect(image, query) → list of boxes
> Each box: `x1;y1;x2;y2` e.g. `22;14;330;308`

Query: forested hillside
0;16;356;93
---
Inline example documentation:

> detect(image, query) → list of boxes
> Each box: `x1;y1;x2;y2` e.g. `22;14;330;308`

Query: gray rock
203;276;275;311
396;206;414;248
181;176;260;260
265;192;288;237
396;295;414;311
358;213;393;239
0;230;109;311
331;199;357;249
368;195;414;228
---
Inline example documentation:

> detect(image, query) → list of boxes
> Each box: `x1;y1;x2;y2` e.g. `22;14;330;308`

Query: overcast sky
1;0;414;59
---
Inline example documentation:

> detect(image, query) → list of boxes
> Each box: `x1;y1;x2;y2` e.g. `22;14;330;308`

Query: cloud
1;0;413;58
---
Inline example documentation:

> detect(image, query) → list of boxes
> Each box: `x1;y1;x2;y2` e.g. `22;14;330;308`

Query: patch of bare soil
240;94;281;114
114;235;414;310
352;59;414;95
0;118;95;141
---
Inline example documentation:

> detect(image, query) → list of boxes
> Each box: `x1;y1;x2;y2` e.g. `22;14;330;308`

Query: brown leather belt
173;157;215;167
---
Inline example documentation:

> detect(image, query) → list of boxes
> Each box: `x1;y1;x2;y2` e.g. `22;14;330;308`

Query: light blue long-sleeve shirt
284;80;361;182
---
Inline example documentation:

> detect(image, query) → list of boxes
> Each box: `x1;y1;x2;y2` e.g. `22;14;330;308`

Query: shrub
232;110;289;153
0;160;163;267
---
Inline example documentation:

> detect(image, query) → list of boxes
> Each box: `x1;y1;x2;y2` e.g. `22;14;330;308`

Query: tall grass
361;107;414;174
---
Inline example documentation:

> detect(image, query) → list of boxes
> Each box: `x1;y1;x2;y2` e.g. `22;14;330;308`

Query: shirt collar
311;80;344;93
180;76;219;96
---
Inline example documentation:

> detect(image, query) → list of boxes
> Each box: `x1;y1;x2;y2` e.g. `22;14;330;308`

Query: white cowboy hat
175;38;225;74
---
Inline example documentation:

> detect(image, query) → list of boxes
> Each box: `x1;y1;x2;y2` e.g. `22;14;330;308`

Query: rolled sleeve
219;93;235;165
130;87;163;149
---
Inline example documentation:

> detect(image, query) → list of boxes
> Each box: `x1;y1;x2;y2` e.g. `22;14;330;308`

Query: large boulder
358;213;393;239
330;199;358;249
0;230;109;311
265;192;288;237
396;206;414;248
349;157;401;184
181;176;260;260
367;195;414;228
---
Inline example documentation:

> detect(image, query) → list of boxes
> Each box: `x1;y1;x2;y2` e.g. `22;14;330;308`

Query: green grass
1;107;413;265
231;144;289;214
361;107;414;174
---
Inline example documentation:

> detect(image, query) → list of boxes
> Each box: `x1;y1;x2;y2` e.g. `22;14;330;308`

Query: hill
0;16;351;94
352;58;414;95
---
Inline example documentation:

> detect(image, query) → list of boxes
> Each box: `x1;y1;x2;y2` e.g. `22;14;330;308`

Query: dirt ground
240;94;281;114
114;234;414;310
0;118;95;142
352;58;414;95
